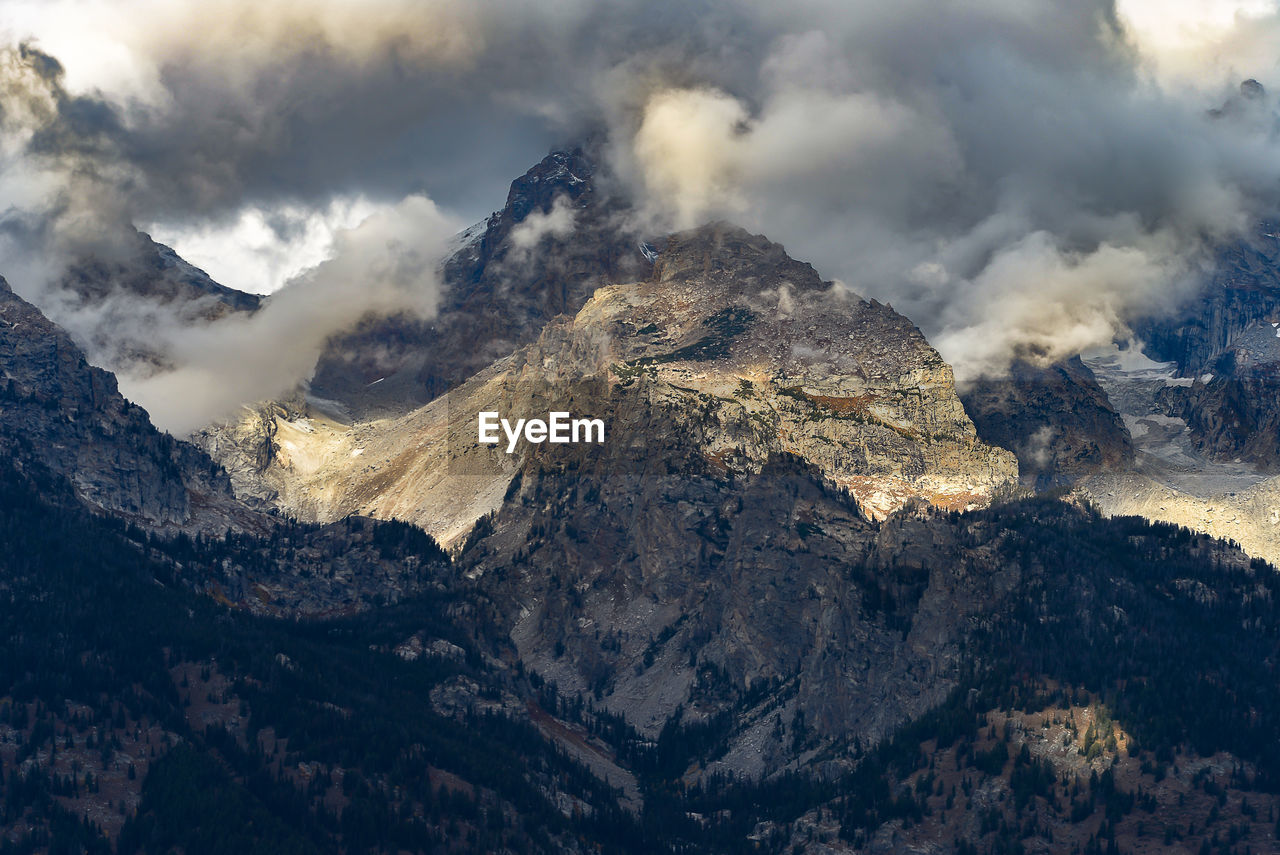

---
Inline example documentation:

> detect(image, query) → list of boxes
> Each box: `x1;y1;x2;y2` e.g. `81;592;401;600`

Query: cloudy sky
2;0;1279;430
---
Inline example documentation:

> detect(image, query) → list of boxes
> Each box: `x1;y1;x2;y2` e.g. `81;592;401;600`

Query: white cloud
118;194;461;434
1117;0;1279;86
147;196;381;294
7;0;1280;411
508;194;577;253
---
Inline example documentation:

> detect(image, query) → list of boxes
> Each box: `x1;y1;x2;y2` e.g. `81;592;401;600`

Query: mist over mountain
3;1;1280;429
4;2;1280;854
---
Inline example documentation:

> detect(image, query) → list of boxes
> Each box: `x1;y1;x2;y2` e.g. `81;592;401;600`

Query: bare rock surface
200;223;1017;544
1077;343;1280;565
0;274;256;533
961;357;1133;490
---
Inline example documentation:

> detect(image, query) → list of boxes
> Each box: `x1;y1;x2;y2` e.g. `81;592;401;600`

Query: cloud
148;196;382;295
117;195;459;434
631;88;749;229
508;194;578;255
603;3;1280;377
4;0;1280;429
930;231;1186;381
0;0;589;221
1116;0;1279;85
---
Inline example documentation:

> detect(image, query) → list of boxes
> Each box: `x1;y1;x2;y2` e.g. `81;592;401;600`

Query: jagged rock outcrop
961;357;1133;490
1156;320;1280;469
526;223;1018;519
200;223;1017;541
309;147;650;418
1134;223;1280;374
0;274;257;532
49;227;261;374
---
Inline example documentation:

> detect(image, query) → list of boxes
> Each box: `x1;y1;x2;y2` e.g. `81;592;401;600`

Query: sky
1;0;1280;431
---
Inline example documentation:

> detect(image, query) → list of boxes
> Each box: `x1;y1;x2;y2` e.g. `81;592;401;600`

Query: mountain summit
200;221;1016;542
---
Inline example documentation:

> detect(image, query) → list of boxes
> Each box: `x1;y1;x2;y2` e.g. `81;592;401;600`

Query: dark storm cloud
1;0;1279;431
604;0;1280;377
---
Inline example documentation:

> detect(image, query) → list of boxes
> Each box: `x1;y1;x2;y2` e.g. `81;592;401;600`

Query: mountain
0;273;460;617
1134;223;1280;376
1131;222;1280;473
464;472;1280;851
62;227;261;318
6;146;1280;854
53;226;261;374
0;273;250;532
8;247;1280;854
200;223;1016;542
961;357;1133;491
1064;225;1280;566
0;456;635;853
308;147;650;418
1157;320;1280;468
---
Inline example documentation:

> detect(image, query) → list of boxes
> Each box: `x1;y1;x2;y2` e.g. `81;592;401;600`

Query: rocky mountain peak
57;226;258;314
0;274;255;532
520;223;1018;519
308;146;648;417
649;222;826;294
503;148;595;223
206;217;1017;536
1241;77;1266;100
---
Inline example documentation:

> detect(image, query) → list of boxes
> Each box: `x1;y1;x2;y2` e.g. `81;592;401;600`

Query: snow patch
448;219;487;253
1081;342;1174;374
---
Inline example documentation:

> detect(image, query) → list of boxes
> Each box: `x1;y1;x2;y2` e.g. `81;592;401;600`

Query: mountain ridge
199;221;1017;543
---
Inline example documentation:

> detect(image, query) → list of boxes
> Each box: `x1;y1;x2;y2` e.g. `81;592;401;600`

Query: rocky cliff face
1156;320;1280;470
201;223;1016;543
0;275;254;532
47;227;260;374
527;223;1018;519
309;147;651;418
961;357;1133;490
467;448;1016;778
1134;223;1280;374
